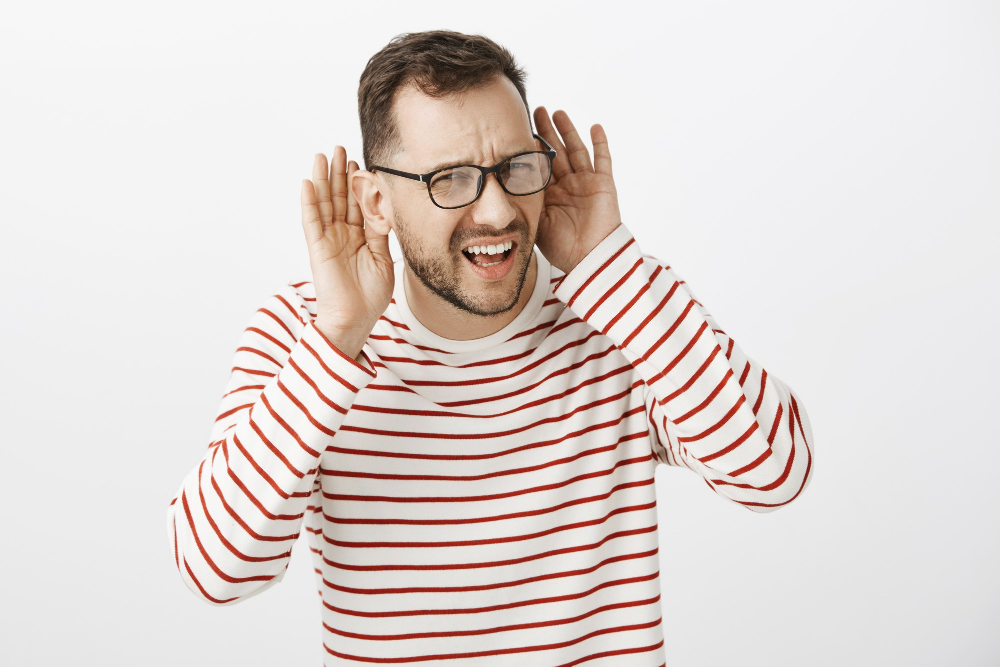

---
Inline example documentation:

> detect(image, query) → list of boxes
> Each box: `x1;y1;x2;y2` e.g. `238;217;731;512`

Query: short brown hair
357;30;532;172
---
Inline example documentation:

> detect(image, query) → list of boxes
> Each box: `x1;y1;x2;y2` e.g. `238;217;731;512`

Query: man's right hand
300;147;393;360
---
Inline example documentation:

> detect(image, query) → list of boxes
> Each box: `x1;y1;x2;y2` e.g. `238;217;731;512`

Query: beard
393;205;535;318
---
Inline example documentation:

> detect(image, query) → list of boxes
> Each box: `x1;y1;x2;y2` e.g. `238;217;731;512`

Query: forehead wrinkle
423;122;537;173
424;141;538;173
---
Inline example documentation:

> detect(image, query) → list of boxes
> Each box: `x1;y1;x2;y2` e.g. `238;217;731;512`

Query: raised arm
553;225;814;512
166;286;378;604
532;107;813;513
166;147;393;604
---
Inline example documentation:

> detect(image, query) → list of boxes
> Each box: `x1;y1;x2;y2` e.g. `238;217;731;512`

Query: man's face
385;76;544;317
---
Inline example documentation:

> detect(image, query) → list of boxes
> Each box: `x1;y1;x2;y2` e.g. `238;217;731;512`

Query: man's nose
469;172;516;227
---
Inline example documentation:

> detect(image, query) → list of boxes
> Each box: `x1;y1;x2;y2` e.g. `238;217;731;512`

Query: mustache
456;221;530;249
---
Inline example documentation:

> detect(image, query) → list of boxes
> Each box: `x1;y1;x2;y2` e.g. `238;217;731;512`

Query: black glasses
367;133;557;209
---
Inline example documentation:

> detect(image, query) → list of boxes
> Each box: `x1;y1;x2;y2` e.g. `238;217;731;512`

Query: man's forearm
167;289;379;606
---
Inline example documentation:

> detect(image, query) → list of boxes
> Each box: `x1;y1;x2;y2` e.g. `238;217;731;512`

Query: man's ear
350;170;392;236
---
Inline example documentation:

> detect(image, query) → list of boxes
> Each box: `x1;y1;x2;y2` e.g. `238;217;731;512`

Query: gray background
2;1;997;665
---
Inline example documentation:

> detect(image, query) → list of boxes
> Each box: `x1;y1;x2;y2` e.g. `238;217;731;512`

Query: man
167;29;814;666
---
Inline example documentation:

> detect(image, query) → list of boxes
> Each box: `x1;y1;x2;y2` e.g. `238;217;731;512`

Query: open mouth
460;240;517;280
462;243;514;267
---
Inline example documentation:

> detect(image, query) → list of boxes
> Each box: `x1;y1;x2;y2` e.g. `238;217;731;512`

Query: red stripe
220;439;306;521
323;433;648;487
182;556;240;604
323;618;661;663
375;317;574;367
695;415;759;463
323;548;659;597
172;511;179;570
258;304;296;341
229;366;275;379
620;276;680;349
566;237;635;308
378;315;410;330
652;345;724;407
643;309;706;385
752;366;768;414
391;328;607;387
724;446;773;479
584;257;643;321
206;447;298;542
712;403;798;491
322;453;652;505
434;344;620;407
230;427;305;496
740;395;813;508
287;357;349;417
179;485;274;586
257;386;324;455
234;344;281;367
214;401;252;424
324;525;657;573
221;384;265;401
367;332;450;354
555;639;665;667
324;501;657;549
243;325;291;355
324;595;660;641
672;366;732;426
324;569;659;615
274;292;305;326
322;476;653;526
340;388;644;442
610;265;664;340
195;457;292;562
332;403;644;464
645;399;669;465
350;363;633;419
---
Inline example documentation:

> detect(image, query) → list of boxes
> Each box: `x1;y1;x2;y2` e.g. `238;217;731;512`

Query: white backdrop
2;1;998;665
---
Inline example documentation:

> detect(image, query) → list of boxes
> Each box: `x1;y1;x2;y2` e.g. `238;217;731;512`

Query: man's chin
462;255;530;314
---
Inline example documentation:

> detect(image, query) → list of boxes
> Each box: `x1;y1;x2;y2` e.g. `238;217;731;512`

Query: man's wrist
313;319;371;363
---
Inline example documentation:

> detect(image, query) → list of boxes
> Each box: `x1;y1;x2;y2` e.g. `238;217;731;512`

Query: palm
301;147;394;336
532;108;623;275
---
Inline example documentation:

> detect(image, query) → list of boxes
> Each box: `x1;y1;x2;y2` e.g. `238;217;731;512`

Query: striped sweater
167;222;814;666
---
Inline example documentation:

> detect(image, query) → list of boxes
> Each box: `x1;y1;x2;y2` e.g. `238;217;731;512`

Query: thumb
364;219;391;261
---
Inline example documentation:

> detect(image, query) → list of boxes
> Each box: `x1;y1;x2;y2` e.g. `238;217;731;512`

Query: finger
346;161;363;227
330;146;348;223
552;109;594;173
533;105;572;180
300;179;323;246
591;124;613;177
312;153;332;224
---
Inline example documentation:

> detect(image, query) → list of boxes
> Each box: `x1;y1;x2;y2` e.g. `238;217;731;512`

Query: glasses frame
367;133;557;210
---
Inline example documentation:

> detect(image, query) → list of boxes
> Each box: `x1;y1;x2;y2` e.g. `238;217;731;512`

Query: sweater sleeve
166;282;377;605
552;223;814;513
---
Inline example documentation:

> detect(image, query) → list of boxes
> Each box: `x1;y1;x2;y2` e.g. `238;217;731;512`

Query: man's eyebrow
424;146;538;173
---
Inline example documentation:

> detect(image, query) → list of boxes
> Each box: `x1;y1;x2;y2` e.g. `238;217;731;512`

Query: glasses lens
429;166;481;208
500;152;551;195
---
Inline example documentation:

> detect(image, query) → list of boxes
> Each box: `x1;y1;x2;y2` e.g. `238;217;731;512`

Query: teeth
464;240;512;255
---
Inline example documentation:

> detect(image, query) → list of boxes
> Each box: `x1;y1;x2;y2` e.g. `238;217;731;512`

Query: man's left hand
532;106;623;275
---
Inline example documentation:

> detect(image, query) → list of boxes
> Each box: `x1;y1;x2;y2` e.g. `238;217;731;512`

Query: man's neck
403;251;537;341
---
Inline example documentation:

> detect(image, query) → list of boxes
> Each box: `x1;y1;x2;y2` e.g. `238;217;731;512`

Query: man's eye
510;162;536;171
438;172;472;182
